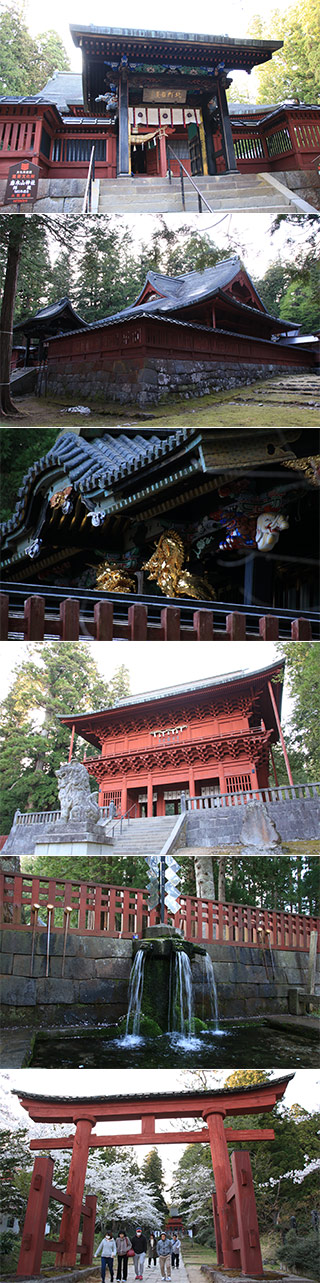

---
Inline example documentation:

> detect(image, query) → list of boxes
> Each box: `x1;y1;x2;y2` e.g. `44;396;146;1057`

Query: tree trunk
0;215;25;416
194;855;215;899
218;858;226;902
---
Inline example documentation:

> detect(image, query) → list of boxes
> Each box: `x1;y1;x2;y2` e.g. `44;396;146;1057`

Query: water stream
125;948;146;1037
202;952;219;1028
171;950;194;1037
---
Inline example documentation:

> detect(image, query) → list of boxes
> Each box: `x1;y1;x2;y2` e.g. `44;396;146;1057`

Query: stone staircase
98;173;297;213
10;366;38;395
108;815;176;854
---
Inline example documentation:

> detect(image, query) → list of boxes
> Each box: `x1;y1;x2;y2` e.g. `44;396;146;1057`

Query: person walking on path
116;1230;132;1281
95;1232;117;1283
147;1234;157;1268
131;1227;148;1279
157;1232;173;1280
171;1234;181;1269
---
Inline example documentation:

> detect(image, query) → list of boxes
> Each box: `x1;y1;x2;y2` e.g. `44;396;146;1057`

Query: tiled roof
0;430;193;538
13;297;87;336
37;71;84;111
15;1075;293;1107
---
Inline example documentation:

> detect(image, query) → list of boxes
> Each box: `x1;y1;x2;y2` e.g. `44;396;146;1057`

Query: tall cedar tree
0;643;130;830
0;5;70;97
0;215;85;416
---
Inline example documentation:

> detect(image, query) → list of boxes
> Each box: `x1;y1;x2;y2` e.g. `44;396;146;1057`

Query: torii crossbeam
16;1077;293;1279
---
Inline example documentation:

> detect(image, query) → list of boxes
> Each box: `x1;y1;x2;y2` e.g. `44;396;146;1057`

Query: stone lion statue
56;761;100;825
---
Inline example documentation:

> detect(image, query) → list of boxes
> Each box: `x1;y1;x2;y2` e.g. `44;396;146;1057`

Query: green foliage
276;643;320;780
141;1149;168;1217
0;429;57;522
249;0;320;103
0;643;130;830
254;243;320;335
0;3;70;96
280;1226;320;1273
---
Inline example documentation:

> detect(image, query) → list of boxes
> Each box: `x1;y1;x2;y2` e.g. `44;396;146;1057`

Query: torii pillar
55;1116;93;1267
203;1106;240;1270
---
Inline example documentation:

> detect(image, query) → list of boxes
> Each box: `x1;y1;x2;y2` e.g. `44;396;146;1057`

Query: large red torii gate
16;1078;293;1279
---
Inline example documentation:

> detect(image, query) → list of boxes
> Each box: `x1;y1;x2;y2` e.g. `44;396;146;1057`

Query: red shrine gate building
61;660;288;817
16;1079;293;1278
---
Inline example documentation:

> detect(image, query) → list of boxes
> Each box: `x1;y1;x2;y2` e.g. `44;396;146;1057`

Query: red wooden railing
0;592;316;642
1;872;319;950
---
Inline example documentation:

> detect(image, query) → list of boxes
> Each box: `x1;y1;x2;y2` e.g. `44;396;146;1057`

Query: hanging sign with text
4;161;40;206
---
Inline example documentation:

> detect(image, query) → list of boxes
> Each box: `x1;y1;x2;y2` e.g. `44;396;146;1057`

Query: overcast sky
24;0;295;70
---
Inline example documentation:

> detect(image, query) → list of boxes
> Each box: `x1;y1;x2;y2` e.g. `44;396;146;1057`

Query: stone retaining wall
186;797;320;848
46;356;311;407
1;928;318;1027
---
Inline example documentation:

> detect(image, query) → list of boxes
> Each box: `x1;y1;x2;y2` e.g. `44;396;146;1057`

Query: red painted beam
30;1127;275;1150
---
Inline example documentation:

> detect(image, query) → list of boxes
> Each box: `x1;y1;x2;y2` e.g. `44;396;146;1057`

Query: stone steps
98;173;293;213
110;815;175;855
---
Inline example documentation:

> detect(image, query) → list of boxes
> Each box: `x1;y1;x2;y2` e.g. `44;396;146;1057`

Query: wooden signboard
143;88;186;102
4;160;40;206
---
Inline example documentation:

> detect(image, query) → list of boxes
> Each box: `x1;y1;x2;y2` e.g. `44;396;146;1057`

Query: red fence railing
0;592;316;642
1;873;319;951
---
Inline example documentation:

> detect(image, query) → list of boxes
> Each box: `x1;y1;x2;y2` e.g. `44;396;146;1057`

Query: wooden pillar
159;129;167;176
121;779;128;815
118;67;130;175
203;1109;240;1269
33;115;43;165
198;112;208;174
147;773;153;818
55;1117;93;1268
267;679;294;786
68;724;75;763
17;1155;54;1276
217;77;237;172
231;1150;263;1275
201;100;217;174
188;766;195;803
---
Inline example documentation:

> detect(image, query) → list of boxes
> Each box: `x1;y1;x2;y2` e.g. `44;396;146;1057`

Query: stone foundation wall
46;356;310;407
1;927;318;1027
0;178;87;213
186;797;320;848
276;169;320;210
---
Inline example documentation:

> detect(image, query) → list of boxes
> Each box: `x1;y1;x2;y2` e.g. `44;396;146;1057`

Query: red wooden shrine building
61;660;288;818
0;26;319;193
16;1078;293;1278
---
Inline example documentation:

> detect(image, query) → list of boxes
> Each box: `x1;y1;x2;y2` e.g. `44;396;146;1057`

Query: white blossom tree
86;1158;162;1230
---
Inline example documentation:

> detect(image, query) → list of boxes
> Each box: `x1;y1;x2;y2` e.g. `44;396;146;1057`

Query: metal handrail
82;145;96;213
167;144;214;213
103;803;138;837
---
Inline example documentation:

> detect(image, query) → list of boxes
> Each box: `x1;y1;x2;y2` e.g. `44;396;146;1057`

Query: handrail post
198;191;202;212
